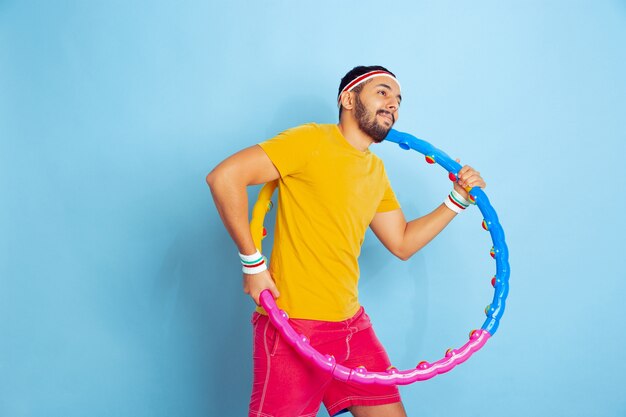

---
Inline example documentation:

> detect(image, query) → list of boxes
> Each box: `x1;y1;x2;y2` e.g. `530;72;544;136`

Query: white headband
337;70;401;106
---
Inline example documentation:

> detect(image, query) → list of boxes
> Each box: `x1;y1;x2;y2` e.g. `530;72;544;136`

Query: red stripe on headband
337;70;397;103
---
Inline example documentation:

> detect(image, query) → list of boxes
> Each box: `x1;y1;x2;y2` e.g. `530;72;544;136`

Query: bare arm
206;145;281;303
370;205;456;260
370;164;486;260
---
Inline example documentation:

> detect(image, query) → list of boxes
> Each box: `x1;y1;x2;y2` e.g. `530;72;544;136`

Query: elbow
206;165;244;194
206;170;216;187
394;245;423;261
206;167;223;190
393;247;412;261
396;252;411;262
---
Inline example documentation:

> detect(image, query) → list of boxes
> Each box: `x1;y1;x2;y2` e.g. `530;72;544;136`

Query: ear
339;91;355;111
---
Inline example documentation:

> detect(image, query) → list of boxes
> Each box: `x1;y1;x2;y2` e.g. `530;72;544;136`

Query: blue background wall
2;1;625;416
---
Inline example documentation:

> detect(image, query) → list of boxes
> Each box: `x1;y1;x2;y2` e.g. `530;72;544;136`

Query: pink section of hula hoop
259;290;490;386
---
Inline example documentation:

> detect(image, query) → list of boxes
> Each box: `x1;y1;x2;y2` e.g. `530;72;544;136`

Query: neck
337;118;374;152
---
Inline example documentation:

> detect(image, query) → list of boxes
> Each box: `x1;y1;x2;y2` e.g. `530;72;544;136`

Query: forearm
206;145;282;303
206;145;280;255
207;174;257;255
398;204;457;260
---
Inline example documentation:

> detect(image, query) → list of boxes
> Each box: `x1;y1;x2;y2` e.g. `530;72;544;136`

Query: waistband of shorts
252;306;371;336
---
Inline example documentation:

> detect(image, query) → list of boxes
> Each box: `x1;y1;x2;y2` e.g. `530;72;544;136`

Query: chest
290;150;385;216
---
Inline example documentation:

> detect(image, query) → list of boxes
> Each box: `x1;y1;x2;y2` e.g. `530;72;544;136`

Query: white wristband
239;250;262;263
239;250;267;275
242;263;268;275
444;190;470;214
450;189;471;206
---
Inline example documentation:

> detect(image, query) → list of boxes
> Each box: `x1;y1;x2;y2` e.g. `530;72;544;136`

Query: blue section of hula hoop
384;129;510;337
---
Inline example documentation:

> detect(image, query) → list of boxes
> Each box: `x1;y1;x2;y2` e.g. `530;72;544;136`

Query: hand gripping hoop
250;129;510;386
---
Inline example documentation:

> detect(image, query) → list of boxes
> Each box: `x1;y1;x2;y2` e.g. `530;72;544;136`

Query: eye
378;90;387;96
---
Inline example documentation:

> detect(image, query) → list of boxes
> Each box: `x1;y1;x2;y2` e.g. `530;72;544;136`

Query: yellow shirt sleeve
376;169;401;213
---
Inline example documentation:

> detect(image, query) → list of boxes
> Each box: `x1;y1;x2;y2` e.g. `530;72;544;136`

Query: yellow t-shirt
257;123;400;321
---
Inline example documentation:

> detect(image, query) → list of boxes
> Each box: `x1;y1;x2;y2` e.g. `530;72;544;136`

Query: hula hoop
251;128;510;386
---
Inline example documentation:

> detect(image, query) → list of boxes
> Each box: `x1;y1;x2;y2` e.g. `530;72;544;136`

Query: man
207;66;486;417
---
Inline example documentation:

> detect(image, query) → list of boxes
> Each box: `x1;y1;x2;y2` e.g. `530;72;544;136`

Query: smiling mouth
378;112;394;123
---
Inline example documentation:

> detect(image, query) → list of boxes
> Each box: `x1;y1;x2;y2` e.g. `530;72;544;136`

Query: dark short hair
338;65;396;118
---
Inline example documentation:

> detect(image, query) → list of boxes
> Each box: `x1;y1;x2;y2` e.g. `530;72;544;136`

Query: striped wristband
239;250;267;275
444;189;471;214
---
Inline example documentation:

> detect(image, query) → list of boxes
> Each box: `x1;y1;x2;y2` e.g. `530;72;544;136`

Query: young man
207;66;486;417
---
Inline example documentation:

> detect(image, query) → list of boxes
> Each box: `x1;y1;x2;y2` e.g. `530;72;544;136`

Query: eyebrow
375;83;402;103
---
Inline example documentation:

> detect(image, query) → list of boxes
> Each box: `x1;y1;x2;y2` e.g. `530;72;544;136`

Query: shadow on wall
144;96;334;415
147;215;253;415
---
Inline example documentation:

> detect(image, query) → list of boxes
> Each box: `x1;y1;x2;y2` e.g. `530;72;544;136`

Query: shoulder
266;123;339;149
258;123;325;165
367;151;395;186
260;123;321;146
368;148;387;169
280;122;324;138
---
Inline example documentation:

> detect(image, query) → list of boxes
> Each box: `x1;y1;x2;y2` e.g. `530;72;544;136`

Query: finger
460;170;478;182
473;180;486;189
457;169;474;187
251;292;261;306
462;170;483;182
457;172;471;188
464;175;486;189
270;284;280;299
458;165;474;180
455;159;469;177
459;168;481;186
255;289;270;305
453;182;471;197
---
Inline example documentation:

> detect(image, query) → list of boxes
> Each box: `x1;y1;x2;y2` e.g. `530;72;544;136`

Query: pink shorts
248;307;401;417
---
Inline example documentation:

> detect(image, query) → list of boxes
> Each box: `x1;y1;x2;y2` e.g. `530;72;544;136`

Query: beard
354;94;394;143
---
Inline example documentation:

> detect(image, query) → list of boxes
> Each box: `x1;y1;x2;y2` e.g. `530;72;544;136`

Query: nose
386;97;399;113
